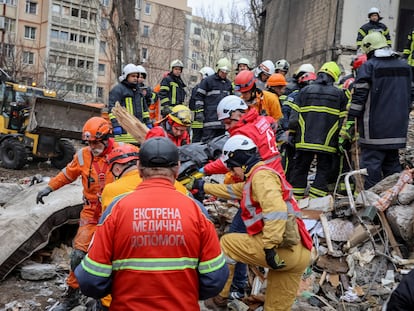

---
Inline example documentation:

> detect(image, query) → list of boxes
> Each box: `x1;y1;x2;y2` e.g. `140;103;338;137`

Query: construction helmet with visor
106;144;139;170
234;70;256;92
217;95;248;120
82;117;112;142
168;105;192;127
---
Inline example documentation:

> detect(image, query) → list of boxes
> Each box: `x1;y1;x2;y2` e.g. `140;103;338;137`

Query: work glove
36;186;53;204
264;248;286;270
186;177;205;202
161;106;172;118
113;126;122;135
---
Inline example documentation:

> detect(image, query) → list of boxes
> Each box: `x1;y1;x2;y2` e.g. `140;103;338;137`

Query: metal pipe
344;168;368;214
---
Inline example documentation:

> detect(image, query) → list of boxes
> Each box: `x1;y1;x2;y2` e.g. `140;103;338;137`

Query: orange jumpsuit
48;138;119;288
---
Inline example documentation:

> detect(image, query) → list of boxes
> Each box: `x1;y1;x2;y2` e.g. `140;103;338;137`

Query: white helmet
199;66;215;79
170;59;184;70
222;135;257;166
216;58;232;73
217;95;248;120
368;7;380;18
237;57;251;68
119;63;139;82
294;63;316;78
257;60;275;76
275;59;290;72
136;65;147;78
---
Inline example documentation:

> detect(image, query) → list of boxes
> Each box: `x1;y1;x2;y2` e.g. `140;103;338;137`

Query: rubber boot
54;287;81;311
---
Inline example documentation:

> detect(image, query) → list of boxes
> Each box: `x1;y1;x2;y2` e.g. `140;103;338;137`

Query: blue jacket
348;54;412;149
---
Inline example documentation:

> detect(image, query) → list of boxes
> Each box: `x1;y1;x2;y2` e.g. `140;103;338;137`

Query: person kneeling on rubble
192;135;312;311
145;104;191;146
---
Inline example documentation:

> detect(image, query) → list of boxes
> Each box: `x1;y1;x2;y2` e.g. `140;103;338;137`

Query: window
77;59;84;68
24;26;36;39
90;12;96;22
224;34;230;41
86;61;93;70
101;0;109;6
4;44;14;58
210;33;215;40
25;1;37;14
3;0;16;5
81;10;88;19
22;51;34;64
193;39;200;47
70;33;78;42
194;27;201;35
68;58;76;66
85;85;92;94
192;51;199;59
4;17;16;32
52;4;60;14
142;47;148;60
101;18;108;30
66;83;74;91
51;29;59;39
58;56;66;65
79;35;86;43
99;41;106;53
71;8;79;17
96;87;104;98
88;37;95;45
191;63;198;70
62;6;70;16
142;25;150;37
60;31;68;40
76;85;83;93
98;63;105;75
144;3;151;15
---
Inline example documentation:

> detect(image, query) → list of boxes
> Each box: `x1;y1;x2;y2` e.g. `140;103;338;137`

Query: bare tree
0;35;32;82
246;0;264;63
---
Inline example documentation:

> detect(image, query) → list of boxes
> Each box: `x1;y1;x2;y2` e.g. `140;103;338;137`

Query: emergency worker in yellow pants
193;135;312;311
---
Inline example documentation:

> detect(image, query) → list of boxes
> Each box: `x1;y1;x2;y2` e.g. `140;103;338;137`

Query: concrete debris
0;183;24;205
20;262;56;281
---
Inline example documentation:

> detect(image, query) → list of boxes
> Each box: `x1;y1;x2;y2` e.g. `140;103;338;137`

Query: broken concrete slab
0;183;24;205
20;263;56;281
0;180;83;280
386;204;414;247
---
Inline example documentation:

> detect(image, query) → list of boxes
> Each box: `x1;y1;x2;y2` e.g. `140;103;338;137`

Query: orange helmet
82;117;112;141
234;70;256;92
106;144;139;170
266;73;287;87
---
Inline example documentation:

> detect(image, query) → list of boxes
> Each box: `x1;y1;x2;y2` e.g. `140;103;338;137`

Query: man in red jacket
75;137;228;310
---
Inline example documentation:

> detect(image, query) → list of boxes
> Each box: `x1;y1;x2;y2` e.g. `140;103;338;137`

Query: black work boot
54;287;81;311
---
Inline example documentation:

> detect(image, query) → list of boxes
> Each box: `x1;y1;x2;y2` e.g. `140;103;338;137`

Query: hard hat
170;59;184;70
107;144;139;170
199;66;215;79
136;65;147;78
361;32;388;54
368;7;380;18
222;134;257;168
119;63;139;81
298;72;317;84
318;61;341;82
257;60;275;75
139;137;179;168
351;54;367;70
82;117;112;141
234;70;256;93
168;104;192;126
266;73;287;87
237;57;251;67
295;63;315;76
274;59;290;72
217;95;248;120
216;58;232;73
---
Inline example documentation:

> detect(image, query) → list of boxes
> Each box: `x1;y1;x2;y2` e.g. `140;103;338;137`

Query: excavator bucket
27;97;102;140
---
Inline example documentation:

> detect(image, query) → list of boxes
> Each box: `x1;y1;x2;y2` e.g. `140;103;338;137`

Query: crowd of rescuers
36;7;413;309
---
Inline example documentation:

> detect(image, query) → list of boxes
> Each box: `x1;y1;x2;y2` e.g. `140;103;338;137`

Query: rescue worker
36;117;120;310
385;268;414;310
289;62;348;199
234;70;282;122
347;32;412;189
236;57;251;72
274;59;290;76
145;104;192;147
403;28;414;81
194;57;233;142
200;95;286;305
137;65;158;124
189;66;215;143
356;7;391;50
108;64;151;144
285;63;315;95
159;59;187;117
254;60;275;90
195;135;312;311
75;137;229;310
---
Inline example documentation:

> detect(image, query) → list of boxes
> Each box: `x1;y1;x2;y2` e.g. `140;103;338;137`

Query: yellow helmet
318;61;341;82
361;32;388;54
169;105;192;126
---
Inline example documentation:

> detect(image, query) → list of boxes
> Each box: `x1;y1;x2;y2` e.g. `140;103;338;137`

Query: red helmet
343;77;355;90
82;117;112;141
234;70;256;92
351;54;367;70
106;144;139;170
298;72;317;84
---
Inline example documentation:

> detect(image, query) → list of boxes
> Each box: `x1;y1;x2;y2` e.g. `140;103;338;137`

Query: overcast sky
187;0;249;20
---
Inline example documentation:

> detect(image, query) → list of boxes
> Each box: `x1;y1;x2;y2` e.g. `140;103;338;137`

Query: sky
187;0;250;22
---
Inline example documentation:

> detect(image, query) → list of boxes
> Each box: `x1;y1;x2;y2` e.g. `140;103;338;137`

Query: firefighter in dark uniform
289;61;348;199
356;7;391;50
